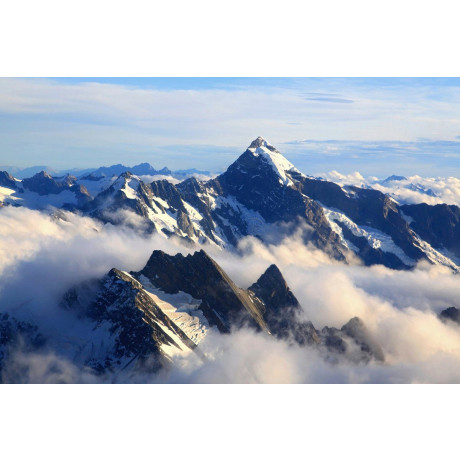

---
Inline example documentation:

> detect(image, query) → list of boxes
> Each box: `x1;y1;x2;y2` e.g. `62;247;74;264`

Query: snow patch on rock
320;203;415;266
139;275;210;346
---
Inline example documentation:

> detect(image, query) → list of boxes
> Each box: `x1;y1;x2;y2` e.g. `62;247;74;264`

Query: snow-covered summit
111;172;141;200
248;136;278;151
247;136;300;186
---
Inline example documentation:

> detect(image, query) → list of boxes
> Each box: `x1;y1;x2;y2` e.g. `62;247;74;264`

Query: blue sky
48;77;460;91
1;77;460;177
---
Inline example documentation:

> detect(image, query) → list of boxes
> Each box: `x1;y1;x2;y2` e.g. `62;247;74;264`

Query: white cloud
0;207;190;331
138;175;181;184
318;170;367;186
2;206;460;383
373;175;460;207
319;171;460;207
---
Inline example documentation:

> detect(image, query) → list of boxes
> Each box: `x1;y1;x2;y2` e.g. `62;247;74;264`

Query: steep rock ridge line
134;249;269;333
60;268;197;374
51;248;385;378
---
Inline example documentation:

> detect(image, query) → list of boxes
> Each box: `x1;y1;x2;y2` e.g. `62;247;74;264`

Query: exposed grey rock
29;248;386;379
22;171;77;195
0;171;17;189
135;249;268;333
402;203;460;257
297;176;428;266
135;249;382;362
248;264;320;345
36;137;457;272
439;307;460;325
322;317;385;363
61;268;196;374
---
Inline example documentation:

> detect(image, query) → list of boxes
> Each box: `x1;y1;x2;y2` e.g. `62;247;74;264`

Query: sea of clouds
1;206;460;383
320;171;460;207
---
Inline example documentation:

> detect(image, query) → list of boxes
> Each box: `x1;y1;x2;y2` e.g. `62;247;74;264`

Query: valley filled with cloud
2;206;460;383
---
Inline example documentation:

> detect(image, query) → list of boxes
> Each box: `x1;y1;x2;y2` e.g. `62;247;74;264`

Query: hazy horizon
1;78;460;177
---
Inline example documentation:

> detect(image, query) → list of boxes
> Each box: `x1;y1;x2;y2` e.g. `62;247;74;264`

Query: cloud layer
2;207;460;383
319;170;460;207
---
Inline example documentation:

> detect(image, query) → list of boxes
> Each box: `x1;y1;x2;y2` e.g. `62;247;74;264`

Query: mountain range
1;246;383;381
1;137;459;381
0;163;211;180
2;136;458;271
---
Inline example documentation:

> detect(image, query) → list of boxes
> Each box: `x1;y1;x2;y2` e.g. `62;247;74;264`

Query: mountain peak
37;170;53;179
0;170;17;188
249;264;300;311
382;175;408;184
245;137;299;186
248;136;278;152
120;171;133;179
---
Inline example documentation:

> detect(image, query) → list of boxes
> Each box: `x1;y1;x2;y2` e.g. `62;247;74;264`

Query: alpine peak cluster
1;137;460;380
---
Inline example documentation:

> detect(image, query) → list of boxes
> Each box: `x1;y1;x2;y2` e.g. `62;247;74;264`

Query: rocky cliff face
60;267;198;374
401;203;460;258
135;249;268;333
248;264;320;345
296;176;429;268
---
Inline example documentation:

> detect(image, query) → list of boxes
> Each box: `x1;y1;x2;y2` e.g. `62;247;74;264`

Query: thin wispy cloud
282;139;460;176
304;96;354;103
0;78;459;176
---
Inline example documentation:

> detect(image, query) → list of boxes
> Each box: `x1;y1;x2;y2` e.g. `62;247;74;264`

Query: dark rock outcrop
322;317;385;363
402;203;460;257
135;250;268;333
61;268;196;373
297;177;427;265
22;171;77;195
439;307;460;325
0;171;17;189
248;264;320;345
